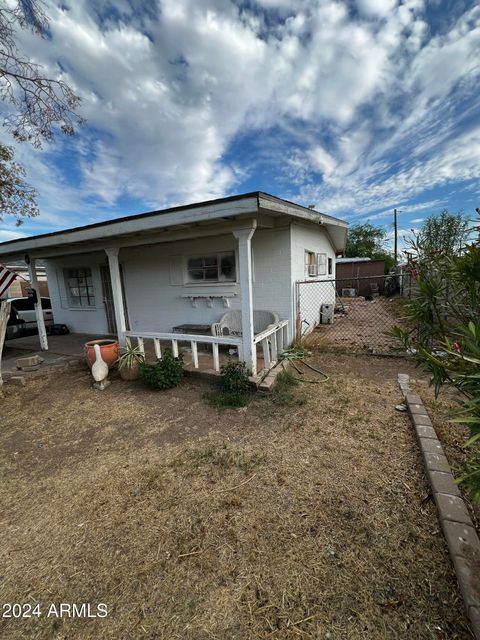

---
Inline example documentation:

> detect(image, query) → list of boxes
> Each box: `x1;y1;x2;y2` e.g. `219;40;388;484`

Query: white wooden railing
124;330;242;373
125;319;289;375
253;320;289;372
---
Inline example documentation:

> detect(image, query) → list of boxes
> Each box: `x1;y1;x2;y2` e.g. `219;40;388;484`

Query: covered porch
3;324;287;381
1;195;294;380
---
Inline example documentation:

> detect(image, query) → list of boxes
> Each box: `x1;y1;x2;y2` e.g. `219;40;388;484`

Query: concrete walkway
1;333;111;381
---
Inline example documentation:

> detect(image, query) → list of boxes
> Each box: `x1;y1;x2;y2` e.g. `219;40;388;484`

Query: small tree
345;223;395;271
412;209;470;259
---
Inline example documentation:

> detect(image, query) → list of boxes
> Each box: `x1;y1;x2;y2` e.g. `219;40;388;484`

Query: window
305;251;327;277
187;252;236;283
305;251;316;277
64;268;95;307
317;253;327;276
328;257;333;275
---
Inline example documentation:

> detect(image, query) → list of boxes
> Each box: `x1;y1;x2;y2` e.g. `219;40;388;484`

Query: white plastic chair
211;310;279;337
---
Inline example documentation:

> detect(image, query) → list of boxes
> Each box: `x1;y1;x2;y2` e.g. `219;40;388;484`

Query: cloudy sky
0;0;479;246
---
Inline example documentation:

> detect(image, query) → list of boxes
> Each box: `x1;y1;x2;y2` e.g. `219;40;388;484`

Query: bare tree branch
0;0;84;148
0;0;84;223
0;143;38;224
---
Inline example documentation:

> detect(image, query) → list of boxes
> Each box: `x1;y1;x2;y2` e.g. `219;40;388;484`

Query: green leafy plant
204;360;252;409
391;211;480;499
139;350;184;390
221;361;250;394
117;343;145;370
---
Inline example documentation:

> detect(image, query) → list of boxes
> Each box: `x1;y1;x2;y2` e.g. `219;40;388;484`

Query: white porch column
105;248;127;345
233;221;257;376
26;257;48;351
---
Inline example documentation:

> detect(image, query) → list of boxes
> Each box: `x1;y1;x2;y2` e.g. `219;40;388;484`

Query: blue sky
0;0;479;252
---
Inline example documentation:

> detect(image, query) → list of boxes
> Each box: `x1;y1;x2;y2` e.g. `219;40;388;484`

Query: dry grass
0;357;473;639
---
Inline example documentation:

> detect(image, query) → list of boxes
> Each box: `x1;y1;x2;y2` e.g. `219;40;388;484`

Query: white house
0;192;347;378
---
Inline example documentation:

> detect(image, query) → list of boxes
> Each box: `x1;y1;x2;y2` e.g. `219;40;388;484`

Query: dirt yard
0;355;474;639
307;296;405;353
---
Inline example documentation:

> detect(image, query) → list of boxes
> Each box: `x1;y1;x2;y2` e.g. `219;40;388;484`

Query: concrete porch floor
2;333;267;381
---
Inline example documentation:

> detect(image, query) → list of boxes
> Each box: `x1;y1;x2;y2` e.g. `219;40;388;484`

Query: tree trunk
0;300;11;387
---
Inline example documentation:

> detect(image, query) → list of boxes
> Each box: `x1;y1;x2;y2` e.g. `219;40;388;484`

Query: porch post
26;256;48;350
105;248;127;345
233;221;257;376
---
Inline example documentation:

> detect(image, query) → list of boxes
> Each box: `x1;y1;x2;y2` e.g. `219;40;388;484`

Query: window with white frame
64;267;95;307
186;251;236;283
305;251;327;277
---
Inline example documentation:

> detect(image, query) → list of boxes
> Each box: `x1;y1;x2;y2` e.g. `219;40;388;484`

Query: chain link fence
295;274;407;354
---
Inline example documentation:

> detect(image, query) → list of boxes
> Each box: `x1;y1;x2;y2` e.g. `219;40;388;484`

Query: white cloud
0;229;29;242
0;0;478;233
356;0;398;19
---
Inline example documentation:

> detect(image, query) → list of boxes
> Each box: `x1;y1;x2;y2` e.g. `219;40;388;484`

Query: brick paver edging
398;374;480;640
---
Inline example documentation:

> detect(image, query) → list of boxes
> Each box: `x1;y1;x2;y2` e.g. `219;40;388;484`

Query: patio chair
211;310;279;337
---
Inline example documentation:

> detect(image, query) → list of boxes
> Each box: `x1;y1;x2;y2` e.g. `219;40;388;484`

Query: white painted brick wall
44;220;335;341
290;222;336;335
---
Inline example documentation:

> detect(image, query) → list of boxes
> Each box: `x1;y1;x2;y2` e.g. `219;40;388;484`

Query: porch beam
233;221;257;376
105;248;127;346
26;256;48;350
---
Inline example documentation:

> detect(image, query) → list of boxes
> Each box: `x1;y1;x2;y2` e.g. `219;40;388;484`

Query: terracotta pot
119;361;141;381
85;339;119;369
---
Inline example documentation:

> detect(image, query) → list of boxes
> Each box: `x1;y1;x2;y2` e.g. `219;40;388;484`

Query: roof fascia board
258;194;347;228
5;217;261;261
0;197;259;260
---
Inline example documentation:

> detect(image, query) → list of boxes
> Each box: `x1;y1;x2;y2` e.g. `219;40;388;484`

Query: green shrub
390;212;480;500
203;360;252;409
139;350;184;390
220;360;250;394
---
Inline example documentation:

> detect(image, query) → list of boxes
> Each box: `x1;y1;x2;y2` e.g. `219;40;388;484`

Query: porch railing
125;319;289;376
253;320;289;372
124;330;242;373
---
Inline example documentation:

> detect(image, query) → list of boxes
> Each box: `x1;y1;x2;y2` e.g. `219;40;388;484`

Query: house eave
0;191;348;260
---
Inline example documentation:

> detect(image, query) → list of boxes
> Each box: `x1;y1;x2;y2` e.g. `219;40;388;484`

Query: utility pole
394;208;398;266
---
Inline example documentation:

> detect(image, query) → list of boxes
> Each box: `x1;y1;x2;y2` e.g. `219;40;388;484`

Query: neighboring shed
335;258;385;297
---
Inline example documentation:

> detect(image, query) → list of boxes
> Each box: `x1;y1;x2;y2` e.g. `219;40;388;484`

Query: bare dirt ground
307;296;405;354
0;355;473;640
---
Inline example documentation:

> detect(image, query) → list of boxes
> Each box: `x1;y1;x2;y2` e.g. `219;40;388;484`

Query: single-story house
0;192;347;378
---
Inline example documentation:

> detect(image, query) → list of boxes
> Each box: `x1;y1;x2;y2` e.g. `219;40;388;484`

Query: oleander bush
390;213;480;499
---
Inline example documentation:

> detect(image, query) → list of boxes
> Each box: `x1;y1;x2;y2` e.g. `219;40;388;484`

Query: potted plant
117;343;145;381
85;339;119;369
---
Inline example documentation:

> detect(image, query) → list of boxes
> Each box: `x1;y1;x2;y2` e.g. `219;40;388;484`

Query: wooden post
394;208;398;266
27;257;48;350
233;222;257;376
0;300;11;387
105;248;127;346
